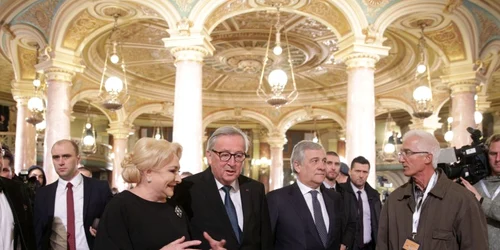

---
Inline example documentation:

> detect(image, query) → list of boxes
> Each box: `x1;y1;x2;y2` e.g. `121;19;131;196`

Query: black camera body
437;127;490;185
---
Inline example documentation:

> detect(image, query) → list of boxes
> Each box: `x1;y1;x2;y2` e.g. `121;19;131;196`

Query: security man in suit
0;176;36;250
338;156;381;250
34;139;112;250
267;140;355;250
173;126;272;250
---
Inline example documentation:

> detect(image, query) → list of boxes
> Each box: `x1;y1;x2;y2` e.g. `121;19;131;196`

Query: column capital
447;79;478;95
409;114;443;134
107;121;134;139
163;29;215;63
267;132;286;148
343;53;380;69
35;47;85;76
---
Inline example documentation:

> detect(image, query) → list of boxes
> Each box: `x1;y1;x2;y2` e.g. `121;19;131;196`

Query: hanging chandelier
412;22;433;119
26;44;45;125
152;116;164;140
380;113;399;162
81;103;97;154
256;4;298;109
99;13;129;111
444;117;453;143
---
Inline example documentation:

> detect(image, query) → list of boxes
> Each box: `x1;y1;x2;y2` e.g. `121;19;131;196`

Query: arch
126;103;172;124
480;40;500;80
202;109;274;133
189;0;365;38
376;98;414;117
48;0;181;54
277;108;346;135
70;89;113;122
434;96;451;117
373;1;479;63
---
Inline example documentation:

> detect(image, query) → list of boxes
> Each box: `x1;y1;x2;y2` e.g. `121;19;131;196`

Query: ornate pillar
164;31;214;174
11;86;37;173
344;53;379;188
107;122;134;191
267;133;286;191
409;114;442;134
251;129;261;180
448;80;477;147
42;68;76;183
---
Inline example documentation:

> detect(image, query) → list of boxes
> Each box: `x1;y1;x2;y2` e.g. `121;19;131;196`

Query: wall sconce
99;13;129;111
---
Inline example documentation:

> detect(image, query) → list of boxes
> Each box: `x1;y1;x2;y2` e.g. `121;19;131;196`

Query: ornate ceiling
0;0;500;131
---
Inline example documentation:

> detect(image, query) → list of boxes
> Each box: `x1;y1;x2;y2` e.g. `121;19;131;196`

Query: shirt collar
323;181;335;189
350;182;364;193
58;173;83;188
214;177;239;192
297;179;321;196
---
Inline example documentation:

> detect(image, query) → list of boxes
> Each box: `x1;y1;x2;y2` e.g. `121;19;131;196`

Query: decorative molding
344;53;379;69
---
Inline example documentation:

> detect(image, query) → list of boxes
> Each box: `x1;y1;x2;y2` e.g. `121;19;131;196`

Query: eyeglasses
211;150;248;162
398;149;429;158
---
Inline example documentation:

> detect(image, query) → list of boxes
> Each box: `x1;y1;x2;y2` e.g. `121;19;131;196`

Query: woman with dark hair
27;165;46;187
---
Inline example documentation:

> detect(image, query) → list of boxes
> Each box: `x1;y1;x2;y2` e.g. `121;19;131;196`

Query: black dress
94;191;191;250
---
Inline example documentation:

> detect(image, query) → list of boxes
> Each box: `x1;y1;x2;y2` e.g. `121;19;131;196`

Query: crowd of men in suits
0;126;495;250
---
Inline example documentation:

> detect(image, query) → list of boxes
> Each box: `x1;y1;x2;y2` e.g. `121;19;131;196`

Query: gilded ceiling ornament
472;9;500;48
362;24;378;44
425;22;465;62
175;0;195;13
298;1;350;36
177;18;192;36
443;0;462;14
206;0;251;30
63;10;109;50
18;46;37;80
362;0;390;8
16;0;58;36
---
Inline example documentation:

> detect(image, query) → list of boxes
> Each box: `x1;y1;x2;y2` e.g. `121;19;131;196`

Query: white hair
402;130;441;168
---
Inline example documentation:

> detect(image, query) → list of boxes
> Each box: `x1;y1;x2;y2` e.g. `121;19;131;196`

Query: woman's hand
203;232;226;250
160;236;201;250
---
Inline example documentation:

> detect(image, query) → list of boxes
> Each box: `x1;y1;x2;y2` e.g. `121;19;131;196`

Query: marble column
268;134;285;191
43;68;74;183
344;53;379;188
12;95;36;173
107;122;134;191
168;47;210;174
449;80;476;147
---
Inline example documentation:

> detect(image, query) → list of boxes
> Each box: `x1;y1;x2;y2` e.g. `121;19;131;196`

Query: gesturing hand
203;232;227;250
160;236;201;250
460;177;482;201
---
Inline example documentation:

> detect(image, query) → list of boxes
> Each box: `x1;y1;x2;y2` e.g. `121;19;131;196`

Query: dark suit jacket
34;175;112;250
338;180;381;249
267;182;355;250
173;167;272;250
0;177;36;250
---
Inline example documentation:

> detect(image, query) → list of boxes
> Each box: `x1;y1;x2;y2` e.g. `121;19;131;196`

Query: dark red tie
67;182;76;250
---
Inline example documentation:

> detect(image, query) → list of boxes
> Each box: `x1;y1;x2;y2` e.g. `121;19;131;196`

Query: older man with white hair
377;130;488;250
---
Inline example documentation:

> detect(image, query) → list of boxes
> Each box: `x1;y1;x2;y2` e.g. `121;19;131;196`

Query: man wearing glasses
377;130;488;250
173;126;272;250
462;133;500;249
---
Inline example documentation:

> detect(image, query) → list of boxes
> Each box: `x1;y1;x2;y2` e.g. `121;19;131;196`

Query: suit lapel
201;168;238;242
288;183;322;247
83;176;90;220
48;181;58;217
239;176;252;242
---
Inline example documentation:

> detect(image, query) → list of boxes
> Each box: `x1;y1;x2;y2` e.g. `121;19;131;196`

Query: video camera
437;127;489;185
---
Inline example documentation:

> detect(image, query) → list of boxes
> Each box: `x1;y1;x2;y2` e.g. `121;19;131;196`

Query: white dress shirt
351;182;372;244
215;178;244;231
0;192;15;250
297;180;330;231
52;174;89;250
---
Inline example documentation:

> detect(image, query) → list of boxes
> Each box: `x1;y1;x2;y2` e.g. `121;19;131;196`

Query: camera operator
462;133;500;249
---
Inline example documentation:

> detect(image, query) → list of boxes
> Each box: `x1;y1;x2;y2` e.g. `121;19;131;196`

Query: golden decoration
17;46;37;80
63;10;109;50
206;0;251;30
298;1;350;36
16;0;58;36
425;22;465;62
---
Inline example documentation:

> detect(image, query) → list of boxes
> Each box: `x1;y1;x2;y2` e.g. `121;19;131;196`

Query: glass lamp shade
110;54;120;64
28;97;44;112
447;117;453;123
413;85;432;102
444;130;454;142
35;120;46;131
416;63;427;74
83;135;96;146
154;133;161;140
268;69;288;89
33;79;41;88
273;45;282;55
384;143;396;154
474;111;483;124
85;122;92;129
104;76;124;93
312;136;319;143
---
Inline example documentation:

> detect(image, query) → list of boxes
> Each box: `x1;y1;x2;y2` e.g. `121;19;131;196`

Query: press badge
402;238;420;250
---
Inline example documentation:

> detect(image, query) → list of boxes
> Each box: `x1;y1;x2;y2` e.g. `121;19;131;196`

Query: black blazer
0;177;36;250
173;167;272;250
34;175;112;250
338;180;381;249
267;182;355;250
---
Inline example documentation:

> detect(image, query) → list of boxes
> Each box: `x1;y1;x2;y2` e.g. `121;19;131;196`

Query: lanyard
480;180;500;200
412;172;438;236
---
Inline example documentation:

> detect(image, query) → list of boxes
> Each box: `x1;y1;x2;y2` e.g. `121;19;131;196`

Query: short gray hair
290;140;324;173
402;130;441;168
206;126;250;152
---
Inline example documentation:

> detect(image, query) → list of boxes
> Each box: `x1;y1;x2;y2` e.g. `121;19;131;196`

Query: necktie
357;190;364;248
67;182;76;250
221;185;242;243
310;190;328;247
